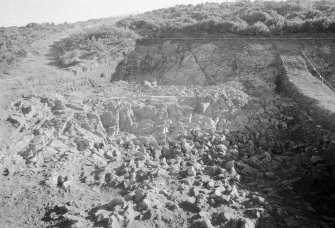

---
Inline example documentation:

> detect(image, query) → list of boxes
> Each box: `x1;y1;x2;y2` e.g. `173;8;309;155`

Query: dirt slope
276;41;335;131
0;24;112;150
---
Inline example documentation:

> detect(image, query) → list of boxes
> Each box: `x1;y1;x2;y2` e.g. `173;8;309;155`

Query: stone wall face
112;40;278;89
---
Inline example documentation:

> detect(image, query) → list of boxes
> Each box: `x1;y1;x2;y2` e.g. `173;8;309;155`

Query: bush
265;2;304;16
240;10;272;24
305;9;324;19
241;22;270;36
287;11;307;20
285;17;335;33
216;20;248;33
302;17;334;31
116;17;162;37
266;14;285;33
285;18;305;33
58;50;83;67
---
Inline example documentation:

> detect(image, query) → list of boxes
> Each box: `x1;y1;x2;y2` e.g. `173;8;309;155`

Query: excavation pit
3;39;335;228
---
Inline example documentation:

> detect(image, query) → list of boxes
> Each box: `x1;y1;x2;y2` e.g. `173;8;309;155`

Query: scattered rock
187;166;197;176
109;197;125;208
191;218;214;228
100;111;118;129
311;155;324;164
127;221;147;228
75;138;91;151
95;209;110;222
207;166;222;176
265;172;275;179
7;115;26;127
66;103;83;111
220;211;234;221
52;98;65;112
135;188;146;202
238;218;255;228
140;199;150;210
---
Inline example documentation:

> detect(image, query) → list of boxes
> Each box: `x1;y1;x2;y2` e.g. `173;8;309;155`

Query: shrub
240;10;272;24
328;18;335;31
241;22;270;36
285;18;305;33
216;20;248;33
116;18;162;37
305;9;324;19
265;2;304;16
302;17;334;31
58;50;83;67
285;17;335;33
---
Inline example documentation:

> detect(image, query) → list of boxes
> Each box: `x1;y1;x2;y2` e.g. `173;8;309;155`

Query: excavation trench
110;39;335;225
3;39;335;227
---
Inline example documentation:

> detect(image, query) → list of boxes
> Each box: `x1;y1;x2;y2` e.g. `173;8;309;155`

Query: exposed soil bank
275;42;335;164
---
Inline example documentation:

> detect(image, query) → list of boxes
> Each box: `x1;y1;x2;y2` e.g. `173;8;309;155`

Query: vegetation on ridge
1;1;335;74
116;1;335;37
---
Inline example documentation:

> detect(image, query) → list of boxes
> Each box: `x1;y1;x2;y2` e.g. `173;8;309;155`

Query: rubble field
1;40;335;228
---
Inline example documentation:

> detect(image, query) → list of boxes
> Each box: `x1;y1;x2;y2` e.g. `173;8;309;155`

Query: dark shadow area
46;39;77;69
294;171;335;218
42;205;68;222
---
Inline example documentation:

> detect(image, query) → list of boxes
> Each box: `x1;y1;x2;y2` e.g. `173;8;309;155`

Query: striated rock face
189;42;234;85
112;41;208;85
112;40;277;88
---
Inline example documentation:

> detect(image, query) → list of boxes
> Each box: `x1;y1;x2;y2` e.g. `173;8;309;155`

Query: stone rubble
2;40;335;228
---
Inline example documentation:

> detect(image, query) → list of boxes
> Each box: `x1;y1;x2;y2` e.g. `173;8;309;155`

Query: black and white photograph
0;0;335;227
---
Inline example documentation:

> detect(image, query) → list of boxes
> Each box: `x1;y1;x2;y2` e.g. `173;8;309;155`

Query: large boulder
100;111;119;129
191;114;216;130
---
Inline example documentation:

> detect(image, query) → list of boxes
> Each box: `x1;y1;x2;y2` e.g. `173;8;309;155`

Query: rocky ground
1;39;335;228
